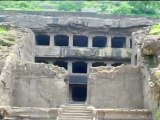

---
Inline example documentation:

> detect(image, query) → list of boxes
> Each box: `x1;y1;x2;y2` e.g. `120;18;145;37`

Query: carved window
36;34;50;46
92;62;107;67
35;57;49;64
53;61;68;70
111;37;126;48
73;35;88;47
111;63;123;67
72;62;87;73
92;36;107;47
54;35;69;46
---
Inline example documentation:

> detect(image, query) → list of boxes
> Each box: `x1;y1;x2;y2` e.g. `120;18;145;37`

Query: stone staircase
56;104;152;120
57;104;94;120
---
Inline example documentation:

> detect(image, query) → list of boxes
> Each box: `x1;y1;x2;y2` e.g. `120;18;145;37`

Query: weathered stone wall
0;25;35;106
16;28;35;62
88;65;143;109
11;63;67;108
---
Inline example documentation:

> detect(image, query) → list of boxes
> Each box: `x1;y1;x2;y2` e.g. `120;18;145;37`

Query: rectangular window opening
36;34;50;46
72;62;87;73
111;63;123;67
92;62;107;67
54;35;69;46
35;57;49;64
73;35;88;47
92;36;107;47
53;61;68;70
111;37;126;48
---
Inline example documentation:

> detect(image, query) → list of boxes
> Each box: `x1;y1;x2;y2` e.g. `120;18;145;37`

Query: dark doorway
53;61;68;70
111;37;126;48
72;62;87;73
73;35;88;47
36;34;50;45
93;36;107;47
70;84;87;102
54;35;69;46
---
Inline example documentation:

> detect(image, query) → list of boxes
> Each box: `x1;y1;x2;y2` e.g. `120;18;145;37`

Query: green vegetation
156;109;160;120
144;55;157;67
149;24;160;35
0;26;7;34
0;1;159;18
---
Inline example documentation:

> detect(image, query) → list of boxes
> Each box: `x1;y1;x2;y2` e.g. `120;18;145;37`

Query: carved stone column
50;34;55;46
69;34;73;47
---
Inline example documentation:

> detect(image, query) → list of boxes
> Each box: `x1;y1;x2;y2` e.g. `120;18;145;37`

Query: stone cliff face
3;13;160;36
132;26;160;119
0;23;67;107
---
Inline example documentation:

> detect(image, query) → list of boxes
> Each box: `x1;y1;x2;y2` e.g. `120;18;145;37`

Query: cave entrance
69;84;87;102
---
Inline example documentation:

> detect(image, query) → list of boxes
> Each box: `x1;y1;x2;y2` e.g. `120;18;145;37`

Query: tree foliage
0;1;159;18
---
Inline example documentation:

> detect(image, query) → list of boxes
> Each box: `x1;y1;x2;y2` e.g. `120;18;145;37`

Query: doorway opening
69;84;87;102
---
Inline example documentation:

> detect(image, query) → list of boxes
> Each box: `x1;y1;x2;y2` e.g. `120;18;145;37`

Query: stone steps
57;104;152;120
57;104;93;120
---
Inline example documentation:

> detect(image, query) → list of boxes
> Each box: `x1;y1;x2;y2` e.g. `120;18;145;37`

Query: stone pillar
68;61;72;74
50;34;55;46
69;34;73;47
126;37;131;48
107;35;112;47
88;35;93;48
87;62;92;73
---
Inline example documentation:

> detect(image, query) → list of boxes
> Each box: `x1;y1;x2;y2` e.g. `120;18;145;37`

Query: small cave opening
53;61;68;70
36;34;50;45
69;84;87;102
111;37;126;48
72;62;87;73
92;62;107;67
54;35;69;46
73;35;88;47
92;36;107;47
111;63;123;67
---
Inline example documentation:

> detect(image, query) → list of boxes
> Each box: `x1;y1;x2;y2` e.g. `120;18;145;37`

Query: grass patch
0;26;7;34
149;23;160;35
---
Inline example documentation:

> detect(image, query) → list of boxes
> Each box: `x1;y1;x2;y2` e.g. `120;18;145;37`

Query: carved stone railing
35;46;131;60
93;109;152;120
